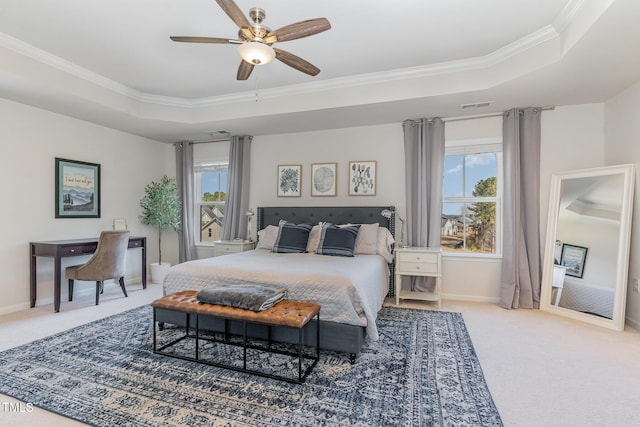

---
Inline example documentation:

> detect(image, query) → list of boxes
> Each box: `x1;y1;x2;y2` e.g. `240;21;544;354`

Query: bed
157;206;396;362
557;279;614;319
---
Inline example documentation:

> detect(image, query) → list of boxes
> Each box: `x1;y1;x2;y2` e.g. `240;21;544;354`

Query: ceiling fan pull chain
255;72;260;102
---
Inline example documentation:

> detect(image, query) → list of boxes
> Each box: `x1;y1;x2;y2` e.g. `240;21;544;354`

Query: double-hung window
195;162;228;244
441;138;502;256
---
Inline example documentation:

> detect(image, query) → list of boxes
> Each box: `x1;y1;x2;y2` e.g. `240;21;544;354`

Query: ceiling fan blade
216;0;252;29
264;18;331;44
170;36;241;44
237;60;255;80
274;48;320;76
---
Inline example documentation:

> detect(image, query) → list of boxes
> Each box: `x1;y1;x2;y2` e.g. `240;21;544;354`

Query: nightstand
214;240;256;257
394;247;442;308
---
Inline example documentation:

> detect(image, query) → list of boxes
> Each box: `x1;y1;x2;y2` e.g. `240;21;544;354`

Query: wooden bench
151;290;320;383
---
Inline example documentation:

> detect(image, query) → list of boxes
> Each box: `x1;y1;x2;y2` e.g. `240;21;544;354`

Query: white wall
248;107;607;303
251;124;405;210
0;98;175;314
0;96;613;313
604;80;640;328
539;104;605;240
556;214;619;288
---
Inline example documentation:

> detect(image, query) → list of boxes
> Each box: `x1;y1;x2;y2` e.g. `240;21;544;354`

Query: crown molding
0;32;140;100
554;0;586;32
0;1;586;109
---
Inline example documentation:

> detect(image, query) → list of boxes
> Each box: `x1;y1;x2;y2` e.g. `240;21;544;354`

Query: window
195;162;228;244
441;138;502;255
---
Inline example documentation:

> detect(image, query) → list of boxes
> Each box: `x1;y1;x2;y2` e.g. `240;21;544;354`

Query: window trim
442;137;503;258
195;161;228;246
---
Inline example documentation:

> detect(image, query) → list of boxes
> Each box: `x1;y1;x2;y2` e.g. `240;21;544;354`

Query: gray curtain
402;118;445;292
175;141;196;263
500;108;542;309
222;135;253;240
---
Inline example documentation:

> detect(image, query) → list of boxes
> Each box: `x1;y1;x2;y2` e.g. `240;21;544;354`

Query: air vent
460;101;494;110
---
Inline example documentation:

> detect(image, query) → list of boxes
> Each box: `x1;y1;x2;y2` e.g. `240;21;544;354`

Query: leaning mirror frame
540;164;635;331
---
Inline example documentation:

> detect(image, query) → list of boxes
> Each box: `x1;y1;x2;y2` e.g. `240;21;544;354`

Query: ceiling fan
170;0;331;80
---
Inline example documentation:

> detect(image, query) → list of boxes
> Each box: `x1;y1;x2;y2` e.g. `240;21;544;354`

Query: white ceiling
1;0;639;143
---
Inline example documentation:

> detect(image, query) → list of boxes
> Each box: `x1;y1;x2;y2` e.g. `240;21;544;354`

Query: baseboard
625;316;640;331
0;276;145;316
0;302;31;316
443;293;501;304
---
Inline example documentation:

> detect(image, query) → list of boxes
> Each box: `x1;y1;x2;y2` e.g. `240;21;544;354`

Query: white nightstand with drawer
214;240;255;257
394;247;442;308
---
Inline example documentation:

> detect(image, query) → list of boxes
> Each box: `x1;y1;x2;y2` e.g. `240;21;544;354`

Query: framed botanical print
55;158;101;218
348;160;376;196
277;164;301;197
311;163;337;196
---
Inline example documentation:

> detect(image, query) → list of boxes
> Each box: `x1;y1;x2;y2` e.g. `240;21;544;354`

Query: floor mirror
540;164;635;331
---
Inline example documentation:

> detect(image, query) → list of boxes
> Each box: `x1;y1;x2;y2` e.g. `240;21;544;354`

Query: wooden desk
30;236;146;312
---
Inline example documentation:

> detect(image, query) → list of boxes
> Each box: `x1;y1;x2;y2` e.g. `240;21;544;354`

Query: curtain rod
190;138;231;145
187;107;556;142
442;106;555;123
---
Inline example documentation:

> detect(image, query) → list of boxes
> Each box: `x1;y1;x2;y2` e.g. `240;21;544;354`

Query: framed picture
277;164;301;197
349;160;376;196
55;158;100;218
560;244;588;278
311;163;337;196
113;218;128;230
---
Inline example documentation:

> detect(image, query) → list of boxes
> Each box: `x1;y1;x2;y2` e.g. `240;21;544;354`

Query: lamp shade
237;42;275;65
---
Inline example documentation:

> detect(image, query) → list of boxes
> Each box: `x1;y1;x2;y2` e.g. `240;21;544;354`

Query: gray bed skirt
154;308;366;359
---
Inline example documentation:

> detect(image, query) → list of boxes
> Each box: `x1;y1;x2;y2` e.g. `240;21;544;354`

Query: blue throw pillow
317;224;361;257
272;220;313;253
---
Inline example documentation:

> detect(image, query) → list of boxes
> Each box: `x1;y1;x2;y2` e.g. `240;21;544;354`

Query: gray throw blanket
196;284;287;312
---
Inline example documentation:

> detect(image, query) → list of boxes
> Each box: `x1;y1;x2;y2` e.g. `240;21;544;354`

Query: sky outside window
202;170;228;197
443;152;496;215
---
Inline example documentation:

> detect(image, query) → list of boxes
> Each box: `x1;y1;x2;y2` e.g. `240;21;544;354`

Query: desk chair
66;230;130;305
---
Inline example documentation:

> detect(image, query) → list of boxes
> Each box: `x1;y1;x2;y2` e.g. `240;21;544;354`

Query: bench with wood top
151;290;320;383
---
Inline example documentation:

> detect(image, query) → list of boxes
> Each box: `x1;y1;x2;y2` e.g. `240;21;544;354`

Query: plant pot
150;262;172;284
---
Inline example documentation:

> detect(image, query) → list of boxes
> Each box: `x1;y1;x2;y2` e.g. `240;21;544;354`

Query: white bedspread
163;250;390;341
558;280;614;319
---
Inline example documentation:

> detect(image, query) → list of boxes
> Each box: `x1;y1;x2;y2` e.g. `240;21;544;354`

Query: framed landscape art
277;164;301;197
560;244;588;278
55;158;101;218
311;163;337;196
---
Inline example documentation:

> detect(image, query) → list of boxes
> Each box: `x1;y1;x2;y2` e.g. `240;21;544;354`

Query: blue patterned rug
0;305;502;426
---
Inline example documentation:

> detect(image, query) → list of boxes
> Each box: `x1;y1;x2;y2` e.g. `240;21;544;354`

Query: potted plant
139;175;181;283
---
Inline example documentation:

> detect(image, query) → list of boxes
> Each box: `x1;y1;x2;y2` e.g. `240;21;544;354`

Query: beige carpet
1;283;639;426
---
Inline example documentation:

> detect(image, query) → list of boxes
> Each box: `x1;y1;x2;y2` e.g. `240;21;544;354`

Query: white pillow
376;227;395;263
256;225;279;250
354;223;379;255
306;222;325;253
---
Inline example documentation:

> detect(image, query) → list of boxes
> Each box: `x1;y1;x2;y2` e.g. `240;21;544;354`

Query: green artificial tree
139;175;181;265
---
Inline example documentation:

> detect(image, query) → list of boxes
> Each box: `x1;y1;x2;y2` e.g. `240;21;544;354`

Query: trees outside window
196;164;228;244
441;139;502;255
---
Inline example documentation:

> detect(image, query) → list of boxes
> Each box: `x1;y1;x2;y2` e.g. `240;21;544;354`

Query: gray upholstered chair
66;230;130;305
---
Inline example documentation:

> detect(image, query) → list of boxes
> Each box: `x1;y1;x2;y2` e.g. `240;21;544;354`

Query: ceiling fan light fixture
237;42;275;65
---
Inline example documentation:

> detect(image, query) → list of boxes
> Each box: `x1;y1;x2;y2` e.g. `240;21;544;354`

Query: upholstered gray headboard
256;206;396;296
257;205;394;231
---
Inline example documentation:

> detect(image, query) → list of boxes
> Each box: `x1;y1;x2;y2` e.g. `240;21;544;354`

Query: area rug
0;305;502;426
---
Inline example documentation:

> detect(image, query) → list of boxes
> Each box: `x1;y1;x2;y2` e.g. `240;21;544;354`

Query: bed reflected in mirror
541;164;635;331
